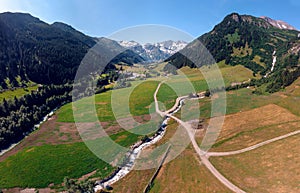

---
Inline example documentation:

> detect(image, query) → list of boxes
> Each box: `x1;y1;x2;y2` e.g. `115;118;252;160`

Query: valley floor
1;66;299;192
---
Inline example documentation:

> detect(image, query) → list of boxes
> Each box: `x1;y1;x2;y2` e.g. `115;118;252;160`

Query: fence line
143;145;171;193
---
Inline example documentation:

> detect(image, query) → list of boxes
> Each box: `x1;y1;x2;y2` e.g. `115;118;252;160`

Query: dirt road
207;130;300;157
154;82;246;193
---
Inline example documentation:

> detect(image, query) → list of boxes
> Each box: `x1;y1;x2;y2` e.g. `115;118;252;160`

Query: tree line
0;69;123;152
0;84;73;151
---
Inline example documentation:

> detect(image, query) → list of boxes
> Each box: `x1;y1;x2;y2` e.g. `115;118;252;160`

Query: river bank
0;109;56;157
94;101;186;191
94;89;199;192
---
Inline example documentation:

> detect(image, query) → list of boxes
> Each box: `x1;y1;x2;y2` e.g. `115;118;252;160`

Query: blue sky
1;0;299;43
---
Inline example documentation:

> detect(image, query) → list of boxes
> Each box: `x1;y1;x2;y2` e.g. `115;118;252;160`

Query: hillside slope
0;12;97;86
166;13;300;92
0;12;144;88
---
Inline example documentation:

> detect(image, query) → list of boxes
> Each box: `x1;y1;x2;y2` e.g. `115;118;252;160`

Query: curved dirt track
207;130;300;157
154;82;246;193
154;82;300;193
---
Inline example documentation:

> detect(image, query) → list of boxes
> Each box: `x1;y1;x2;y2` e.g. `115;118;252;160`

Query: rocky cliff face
261;16;297;30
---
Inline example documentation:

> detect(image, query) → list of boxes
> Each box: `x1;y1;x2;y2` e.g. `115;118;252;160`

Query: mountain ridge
119;40;187;62
260;16;297;31
0;12;97;86
1;11;299;93
0;12;144;88
165;12;300;93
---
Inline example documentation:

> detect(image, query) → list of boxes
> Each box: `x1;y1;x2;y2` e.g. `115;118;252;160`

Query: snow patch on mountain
261;16;297;31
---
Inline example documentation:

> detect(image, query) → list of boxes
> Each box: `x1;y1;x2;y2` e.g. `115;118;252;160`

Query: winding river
94;97;188;191
0;84;199;192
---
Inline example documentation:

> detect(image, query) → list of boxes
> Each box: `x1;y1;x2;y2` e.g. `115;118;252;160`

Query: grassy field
179;83;300;152
110;130;142;147
199;77;300;121
0;80;162;189
60;64;254;124
219;65;255;85
111;90;300;193
154;63;255;109
0;85;39;101
113;169;156;193
129;81;159;116
209;104;300;151
210;135;300;192
275;77;300;116
112;120;229;193
112;74;300;193
211;121;300;152
159;61;254;95
166;67;208;95
57;81;159;123
0;129;144;189
0;142;114;189
149;148;230;193
114;149;231;193
156;83;177;110
176;78;300;151
2;65;300;192
178;88;279;121
57;90;114;123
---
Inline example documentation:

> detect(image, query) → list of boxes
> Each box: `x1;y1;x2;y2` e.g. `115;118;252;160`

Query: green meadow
1;64;289;190
0;129;144;189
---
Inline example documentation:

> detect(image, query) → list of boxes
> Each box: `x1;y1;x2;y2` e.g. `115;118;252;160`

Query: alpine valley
0;11;299;193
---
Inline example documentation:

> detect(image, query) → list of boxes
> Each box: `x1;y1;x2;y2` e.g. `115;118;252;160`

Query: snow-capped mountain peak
119;40;188;63
119;40;140;48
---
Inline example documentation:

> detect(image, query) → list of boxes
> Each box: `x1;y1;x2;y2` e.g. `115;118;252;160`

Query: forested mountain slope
0;12;144;88
166;13;300;92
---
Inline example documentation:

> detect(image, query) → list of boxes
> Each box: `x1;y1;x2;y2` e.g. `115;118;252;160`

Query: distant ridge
119;40;187;62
